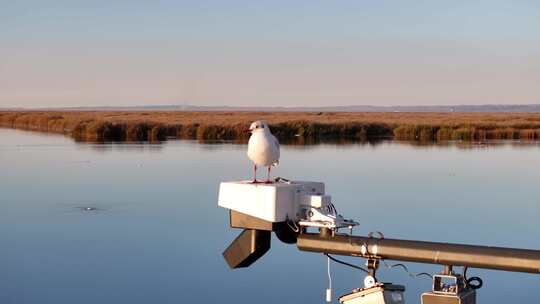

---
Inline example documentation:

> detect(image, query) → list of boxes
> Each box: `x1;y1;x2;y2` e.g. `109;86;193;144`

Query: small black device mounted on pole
420;265;478;304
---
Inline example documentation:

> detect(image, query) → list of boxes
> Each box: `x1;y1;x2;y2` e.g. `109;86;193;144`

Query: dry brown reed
2;111;540;143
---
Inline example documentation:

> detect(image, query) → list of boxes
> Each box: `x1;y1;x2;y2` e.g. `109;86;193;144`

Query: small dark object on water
76;206;100;212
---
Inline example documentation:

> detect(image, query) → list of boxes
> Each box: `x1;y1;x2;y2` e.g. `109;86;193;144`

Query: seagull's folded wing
271;135;280;164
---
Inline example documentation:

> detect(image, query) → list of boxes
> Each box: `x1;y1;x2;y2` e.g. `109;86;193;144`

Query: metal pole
297;233;540;274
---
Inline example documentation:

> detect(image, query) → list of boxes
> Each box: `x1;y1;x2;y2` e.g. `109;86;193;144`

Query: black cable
387;263;408;272
325;253;369;274
463;266;483;290
415;272;434;279
326;254;433;280
274;177;290;183
382;260;433;279
467;277;483;290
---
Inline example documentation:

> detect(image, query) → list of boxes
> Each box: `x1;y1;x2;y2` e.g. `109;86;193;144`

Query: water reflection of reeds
190;138;540;152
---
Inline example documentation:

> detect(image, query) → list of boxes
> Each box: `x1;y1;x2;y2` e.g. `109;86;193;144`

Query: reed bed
2;111;540;143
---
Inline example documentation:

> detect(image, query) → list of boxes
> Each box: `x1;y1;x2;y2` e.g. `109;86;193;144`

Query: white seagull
247;120;280;183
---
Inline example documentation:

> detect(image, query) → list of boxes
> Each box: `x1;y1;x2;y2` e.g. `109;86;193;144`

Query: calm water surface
1;129;539;303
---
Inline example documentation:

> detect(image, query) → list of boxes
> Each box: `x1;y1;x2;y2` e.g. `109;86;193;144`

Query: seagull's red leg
265;166;272;183
252;164;258;183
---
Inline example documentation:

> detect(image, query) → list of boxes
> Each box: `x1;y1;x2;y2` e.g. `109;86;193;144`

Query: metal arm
297;232;540;274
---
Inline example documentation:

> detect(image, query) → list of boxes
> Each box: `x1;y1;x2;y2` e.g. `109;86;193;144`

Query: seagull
247;120;280;183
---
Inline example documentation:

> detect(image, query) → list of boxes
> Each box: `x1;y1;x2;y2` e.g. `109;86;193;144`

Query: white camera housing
218;180;326;223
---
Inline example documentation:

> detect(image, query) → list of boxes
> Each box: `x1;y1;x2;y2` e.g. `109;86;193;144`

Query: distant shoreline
2;111;540;143
3;104;540;113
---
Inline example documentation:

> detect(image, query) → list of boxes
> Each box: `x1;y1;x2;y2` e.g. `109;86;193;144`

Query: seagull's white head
249;120;269;133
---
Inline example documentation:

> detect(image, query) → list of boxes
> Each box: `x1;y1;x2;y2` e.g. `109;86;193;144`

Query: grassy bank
2;111;540;143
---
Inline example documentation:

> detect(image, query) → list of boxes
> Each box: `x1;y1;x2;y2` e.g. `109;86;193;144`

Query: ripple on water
75;206;102;213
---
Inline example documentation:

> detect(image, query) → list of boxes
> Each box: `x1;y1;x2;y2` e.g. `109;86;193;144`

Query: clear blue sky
1;1;539;108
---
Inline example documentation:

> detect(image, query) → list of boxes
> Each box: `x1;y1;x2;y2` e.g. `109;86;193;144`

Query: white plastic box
218;180;325;223
339;285;405;304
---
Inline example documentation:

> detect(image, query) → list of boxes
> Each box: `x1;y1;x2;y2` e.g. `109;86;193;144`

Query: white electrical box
218;180;325;223
339;284;406;304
